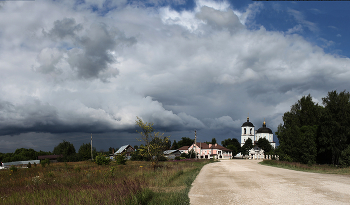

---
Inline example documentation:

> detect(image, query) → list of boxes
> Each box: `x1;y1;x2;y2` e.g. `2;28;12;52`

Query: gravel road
189;160;350;205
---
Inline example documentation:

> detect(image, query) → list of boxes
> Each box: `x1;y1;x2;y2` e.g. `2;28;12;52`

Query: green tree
276;94;322;164
177;137;194;148
256;138;272;154
211;138;217;145
78;143;97;160
340;145;350;167
108;147;116;154
135;117;170;167
241;138;253;156
221;138;241;156
53;140;77;162
171;140;179;150
318;90;350;165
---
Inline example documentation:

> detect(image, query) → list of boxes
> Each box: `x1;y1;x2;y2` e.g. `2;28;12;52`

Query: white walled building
240;117;276;149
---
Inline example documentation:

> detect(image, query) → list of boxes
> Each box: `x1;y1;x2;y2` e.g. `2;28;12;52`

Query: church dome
241;117;254;127
256;120;273;134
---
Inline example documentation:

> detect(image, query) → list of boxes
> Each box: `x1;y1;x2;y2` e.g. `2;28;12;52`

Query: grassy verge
259;160;350;175
0;159;213;204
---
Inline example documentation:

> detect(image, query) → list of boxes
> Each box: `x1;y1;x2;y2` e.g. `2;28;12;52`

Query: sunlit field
0;159;213;204
260;160;350;175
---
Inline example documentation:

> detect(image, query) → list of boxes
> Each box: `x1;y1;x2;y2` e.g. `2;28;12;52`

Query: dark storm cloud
0;99;135;136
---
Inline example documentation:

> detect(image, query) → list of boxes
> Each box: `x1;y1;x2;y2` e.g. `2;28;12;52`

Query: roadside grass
0;159;213;204
260;160;350;175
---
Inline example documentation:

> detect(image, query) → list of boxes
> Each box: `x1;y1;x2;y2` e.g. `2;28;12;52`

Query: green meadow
1;159;213;204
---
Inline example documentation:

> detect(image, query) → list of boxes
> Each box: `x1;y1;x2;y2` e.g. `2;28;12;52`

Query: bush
9;165;18;172
33;162;37;167
95;154;111;165
175;156;181;160
180;153;188;158
159;155;167;161
40;158;50;167
340;145;350;167
27;162;31;168
116;154;127;165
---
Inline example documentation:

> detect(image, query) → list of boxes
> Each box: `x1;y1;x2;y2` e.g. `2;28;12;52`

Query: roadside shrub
9;165;18;172
279;154;293;162
175;156;181;160
45;158;50;166
40;160;46;167
180;153;188;158
40;158;50;167
158;155;167;161
116;154;127;165
27;162;31;168
95;154;111;165
33;162;37;167
340;145;350;167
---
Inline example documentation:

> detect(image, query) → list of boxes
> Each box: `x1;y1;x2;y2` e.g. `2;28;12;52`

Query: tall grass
260;160;350;175
0;159;212;204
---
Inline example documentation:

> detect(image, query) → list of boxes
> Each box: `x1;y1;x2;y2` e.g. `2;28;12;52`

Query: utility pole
195;130;197;160
91;133;93;160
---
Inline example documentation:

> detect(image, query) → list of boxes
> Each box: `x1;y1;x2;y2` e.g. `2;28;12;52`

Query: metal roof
115;145;130;154
163;150;179;155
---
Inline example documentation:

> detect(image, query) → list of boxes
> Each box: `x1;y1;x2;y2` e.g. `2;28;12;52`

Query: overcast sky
1;0;350;153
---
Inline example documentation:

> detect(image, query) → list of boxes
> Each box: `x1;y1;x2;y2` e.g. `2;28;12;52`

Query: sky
1;0;350;153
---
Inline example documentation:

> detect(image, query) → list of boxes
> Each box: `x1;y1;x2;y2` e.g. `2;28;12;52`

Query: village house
179;143;233;159
114;145;134;159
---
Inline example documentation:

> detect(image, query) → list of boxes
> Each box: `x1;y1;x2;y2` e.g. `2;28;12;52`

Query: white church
241;117;276;149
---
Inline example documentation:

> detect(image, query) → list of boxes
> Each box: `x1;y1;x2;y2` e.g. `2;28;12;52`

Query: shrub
95;154;111;165
159;155;167;161
33;162;37;167
116;154;127;165
180;153;188;158
40;160;46;167
9;165;18;172
44;158;50;166
175;156;181;160
340;145;350;167
27;162;31;168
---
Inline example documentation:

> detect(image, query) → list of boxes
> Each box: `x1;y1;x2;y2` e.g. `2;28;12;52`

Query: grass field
1;159;213;204
260;160;350;175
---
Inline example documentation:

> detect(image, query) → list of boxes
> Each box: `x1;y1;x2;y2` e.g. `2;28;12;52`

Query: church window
250;128;252;134
244;128;246;134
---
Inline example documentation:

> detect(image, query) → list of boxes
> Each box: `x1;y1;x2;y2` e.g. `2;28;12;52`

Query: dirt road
188;160;350;205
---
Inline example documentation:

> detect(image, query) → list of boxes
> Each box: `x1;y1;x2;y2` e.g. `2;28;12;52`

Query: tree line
0;141;116;163
276;90;350;166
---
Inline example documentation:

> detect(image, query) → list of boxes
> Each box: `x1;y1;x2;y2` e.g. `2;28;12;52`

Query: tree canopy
78;143;97;161
241;138;253;156
256;138;273;154
177;137;194;148
276;91;350;166
221;138;241;156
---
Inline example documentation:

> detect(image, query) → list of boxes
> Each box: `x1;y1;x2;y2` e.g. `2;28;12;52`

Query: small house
115;145;134;159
